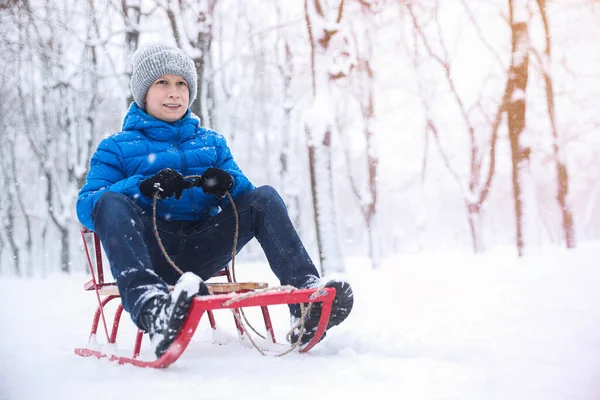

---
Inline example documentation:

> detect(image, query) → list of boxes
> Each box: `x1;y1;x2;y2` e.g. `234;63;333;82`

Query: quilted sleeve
76;137;144;231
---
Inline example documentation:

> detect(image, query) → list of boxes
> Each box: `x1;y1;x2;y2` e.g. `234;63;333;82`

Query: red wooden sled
74;228;335;368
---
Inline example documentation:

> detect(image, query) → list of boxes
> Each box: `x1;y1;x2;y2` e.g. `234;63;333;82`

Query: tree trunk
466;205;482;253
355;4;380;268
507;0;530;257
535;0;575;248
165;0;218;128
304;0;347;275
60;228;69;273
275;8;302;230
122;0;141;107
407;2;504;254
2;154;21;276
203;27;217;129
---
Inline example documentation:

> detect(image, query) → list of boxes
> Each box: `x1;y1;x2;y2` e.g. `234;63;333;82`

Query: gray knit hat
130;44;197;111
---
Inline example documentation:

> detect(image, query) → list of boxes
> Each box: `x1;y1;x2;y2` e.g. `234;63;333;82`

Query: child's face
145;74;190;122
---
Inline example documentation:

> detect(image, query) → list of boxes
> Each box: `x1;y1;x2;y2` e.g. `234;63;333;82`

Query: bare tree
406;1;507;252
1;6;38;277
344;1;380;268
0;73;25;276
304;0;349;274
507;0;531;256
0;136;21;276
0;0;18;11
160;0;219;128
0;89;34;277
11;0;106;272
121;0;143;106
532;0;575;248
274;1;302;230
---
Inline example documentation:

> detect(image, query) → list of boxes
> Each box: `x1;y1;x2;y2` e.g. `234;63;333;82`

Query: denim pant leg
177;185;320;289
92;191;170;325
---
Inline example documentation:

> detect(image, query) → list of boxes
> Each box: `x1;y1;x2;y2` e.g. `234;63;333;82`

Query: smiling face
145;74;190;122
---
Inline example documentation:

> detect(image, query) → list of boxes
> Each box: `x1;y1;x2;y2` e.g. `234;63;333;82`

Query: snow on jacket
76;103;254;231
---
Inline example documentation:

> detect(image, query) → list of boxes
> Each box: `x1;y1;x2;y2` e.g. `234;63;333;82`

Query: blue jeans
91;186;320;326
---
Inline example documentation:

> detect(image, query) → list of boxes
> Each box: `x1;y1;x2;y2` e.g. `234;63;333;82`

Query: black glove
193;167;233;198
140;168;191;200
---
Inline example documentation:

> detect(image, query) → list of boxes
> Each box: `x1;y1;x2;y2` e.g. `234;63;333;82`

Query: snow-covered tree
343;0;380;268
507;0;532;256
158;0;219;127
531;0;575;249
304;0;350;274
405;0;508;253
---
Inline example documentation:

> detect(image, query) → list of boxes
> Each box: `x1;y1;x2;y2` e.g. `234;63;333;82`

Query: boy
76;44;353;358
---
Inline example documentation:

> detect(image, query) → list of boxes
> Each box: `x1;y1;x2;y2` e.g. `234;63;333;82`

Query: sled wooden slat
206;282;269;293
87;281;269;297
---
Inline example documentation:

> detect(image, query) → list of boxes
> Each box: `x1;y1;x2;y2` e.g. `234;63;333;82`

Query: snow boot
290;279;354;346
137;272;209;358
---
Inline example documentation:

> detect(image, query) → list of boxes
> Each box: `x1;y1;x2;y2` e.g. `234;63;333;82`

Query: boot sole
291;280;354;346
324;280;354;330
154;290;193;358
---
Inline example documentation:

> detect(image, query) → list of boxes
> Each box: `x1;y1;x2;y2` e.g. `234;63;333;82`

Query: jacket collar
121;102;199;142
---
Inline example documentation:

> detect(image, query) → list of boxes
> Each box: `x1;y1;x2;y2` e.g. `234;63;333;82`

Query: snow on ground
1;243;600;400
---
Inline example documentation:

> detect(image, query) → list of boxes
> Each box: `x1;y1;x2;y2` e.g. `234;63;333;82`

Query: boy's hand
193;168;233;198
140;168;191;200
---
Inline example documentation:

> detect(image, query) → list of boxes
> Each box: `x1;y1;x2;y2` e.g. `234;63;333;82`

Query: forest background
0;0;599;277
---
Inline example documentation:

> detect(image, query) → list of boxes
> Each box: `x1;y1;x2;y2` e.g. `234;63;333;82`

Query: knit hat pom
130;44;197;111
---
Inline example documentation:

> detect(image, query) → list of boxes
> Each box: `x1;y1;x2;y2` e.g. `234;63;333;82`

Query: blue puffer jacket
77;103;254;231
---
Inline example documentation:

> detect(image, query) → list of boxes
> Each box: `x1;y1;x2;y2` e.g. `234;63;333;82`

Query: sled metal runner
75;228;335;368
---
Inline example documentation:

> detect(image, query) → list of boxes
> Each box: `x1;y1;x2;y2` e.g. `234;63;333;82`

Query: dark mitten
140;168;191;200
192;167;233;198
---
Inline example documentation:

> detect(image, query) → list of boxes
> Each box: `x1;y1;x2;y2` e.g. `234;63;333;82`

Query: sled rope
220;190;267;340
150;185;267;340
151;179;319;356
151;194;185;275
150;176;239;278
223;285;325;356
218;192;325;355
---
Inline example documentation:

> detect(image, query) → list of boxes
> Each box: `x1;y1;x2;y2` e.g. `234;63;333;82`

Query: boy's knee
251;185;286;208
92;192;137;221
95;191;131;210
254;185;278;198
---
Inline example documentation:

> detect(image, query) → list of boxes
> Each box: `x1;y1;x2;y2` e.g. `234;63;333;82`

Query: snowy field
2;243;600;400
